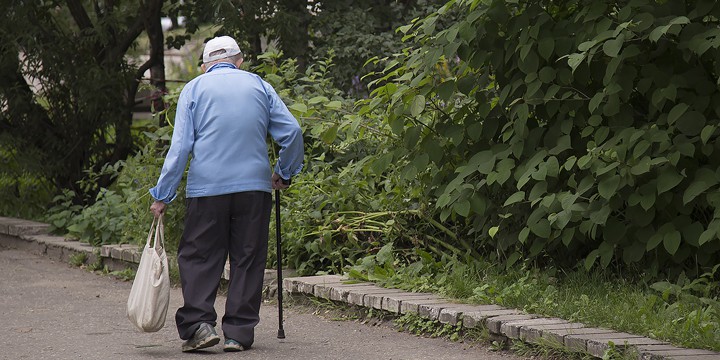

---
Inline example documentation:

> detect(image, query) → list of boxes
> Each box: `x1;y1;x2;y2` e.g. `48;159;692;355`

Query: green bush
361;0;720;277
113;139;187;250
257;49;468;275
46;126;186;249
0;135;53;220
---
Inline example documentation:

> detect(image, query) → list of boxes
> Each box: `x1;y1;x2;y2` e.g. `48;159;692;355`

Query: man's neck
206;62;237;73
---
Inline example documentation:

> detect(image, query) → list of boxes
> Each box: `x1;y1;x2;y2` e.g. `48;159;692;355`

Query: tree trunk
278;0;310;69
144;0;167;129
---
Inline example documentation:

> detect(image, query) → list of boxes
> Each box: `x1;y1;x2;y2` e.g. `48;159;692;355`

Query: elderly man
149;35;304;353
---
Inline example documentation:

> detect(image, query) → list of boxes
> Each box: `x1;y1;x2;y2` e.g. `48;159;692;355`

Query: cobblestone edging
0;216;281;283
283;276;720;360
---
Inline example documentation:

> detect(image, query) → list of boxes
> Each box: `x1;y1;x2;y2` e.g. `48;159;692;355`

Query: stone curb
0;217;286;286
284;275;720;360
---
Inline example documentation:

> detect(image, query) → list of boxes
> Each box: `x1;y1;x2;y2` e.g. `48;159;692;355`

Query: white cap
202;36;243;63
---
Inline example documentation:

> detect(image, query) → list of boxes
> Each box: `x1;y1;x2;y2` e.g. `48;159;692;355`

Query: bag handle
145;217;157;248
152;215;165;251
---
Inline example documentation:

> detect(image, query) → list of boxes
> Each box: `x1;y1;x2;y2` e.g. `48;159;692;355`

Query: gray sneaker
223;338;246;352
181;323;221;352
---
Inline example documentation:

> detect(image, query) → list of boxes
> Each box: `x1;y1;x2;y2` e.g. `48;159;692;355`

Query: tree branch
65;0;94;32
112;13;145;62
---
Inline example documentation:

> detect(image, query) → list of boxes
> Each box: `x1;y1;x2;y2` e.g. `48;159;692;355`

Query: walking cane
274;189;286;339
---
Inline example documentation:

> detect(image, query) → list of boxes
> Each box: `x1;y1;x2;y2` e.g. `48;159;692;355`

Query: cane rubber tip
277;329;286;339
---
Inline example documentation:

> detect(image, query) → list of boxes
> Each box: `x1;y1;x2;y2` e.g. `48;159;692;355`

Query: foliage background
7;0;719;287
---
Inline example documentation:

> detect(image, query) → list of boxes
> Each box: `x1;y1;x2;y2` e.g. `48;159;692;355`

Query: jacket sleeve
265;83;304;180
149;89;195;203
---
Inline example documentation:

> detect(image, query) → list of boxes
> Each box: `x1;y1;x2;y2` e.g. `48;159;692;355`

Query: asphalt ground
0;246;522;360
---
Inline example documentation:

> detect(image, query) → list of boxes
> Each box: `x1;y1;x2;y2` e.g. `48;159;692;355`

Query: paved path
0;247;521;360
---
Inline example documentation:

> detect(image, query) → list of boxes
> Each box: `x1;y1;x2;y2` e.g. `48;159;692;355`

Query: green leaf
596;162;619;176
529;182;547;202
602;35;624;57
646;232;663;251
578;40;597;52
530;219;551;238
657;169;683;194
588;115;602;127
590;205;611;225
470;194;487;216
562;228;575;246
683;168;718;204
699;229;716;245
577;154;592;169
321;125;338;144
622;242;645;264
504;191;526;206
454;199;470;217
649;16;690;42
505;252;522;269
324;100;342;110
585;249;600;271
667;103;688;125
397;24;413;34
585;2;606;21
701;125;716;144
520;44;532;62
598;176;621;199
518;227;530;244
389;116;404;135
538;37;554;60
529;238;545;257
553;210;572;230
599;241;614;268
663;230;681;255
683;222;703;247
640;191;655;211
604;57;622;84
564;156;577;170
370;152;393;175
538;67;556;83
437;81;455;101
446;26;459;42
308;96;330;104
632;140;650;159
489;226;499;238
567;53;585;72
436;193;451;208
288;102;307;114
410;95;426;117
631;158;651;175
589;93;604;113
676;111;705;136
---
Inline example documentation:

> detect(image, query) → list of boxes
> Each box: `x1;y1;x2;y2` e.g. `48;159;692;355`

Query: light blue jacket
150;62;304;203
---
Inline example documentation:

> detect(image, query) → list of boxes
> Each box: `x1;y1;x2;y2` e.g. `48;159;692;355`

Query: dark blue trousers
175;191;271;348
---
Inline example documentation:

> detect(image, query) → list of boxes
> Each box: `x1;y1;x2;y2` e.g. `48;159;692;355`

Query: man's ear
200;63;207;72
235;58;244;68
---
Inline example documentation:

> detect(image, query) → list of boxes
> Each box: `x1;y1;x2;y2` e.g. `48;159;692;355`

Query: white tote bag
127;216;170;332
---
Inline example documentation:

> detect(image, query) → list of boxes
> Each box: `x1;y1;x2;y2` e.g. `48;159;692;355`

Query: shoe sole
223;344;244;352
181;335;221;352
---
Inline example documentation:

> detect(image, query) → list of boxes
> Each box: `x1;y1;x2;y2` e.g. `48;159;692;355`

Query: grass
387;259;720;353
69;252;88;267
394;312;463;341
285;294;389;324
